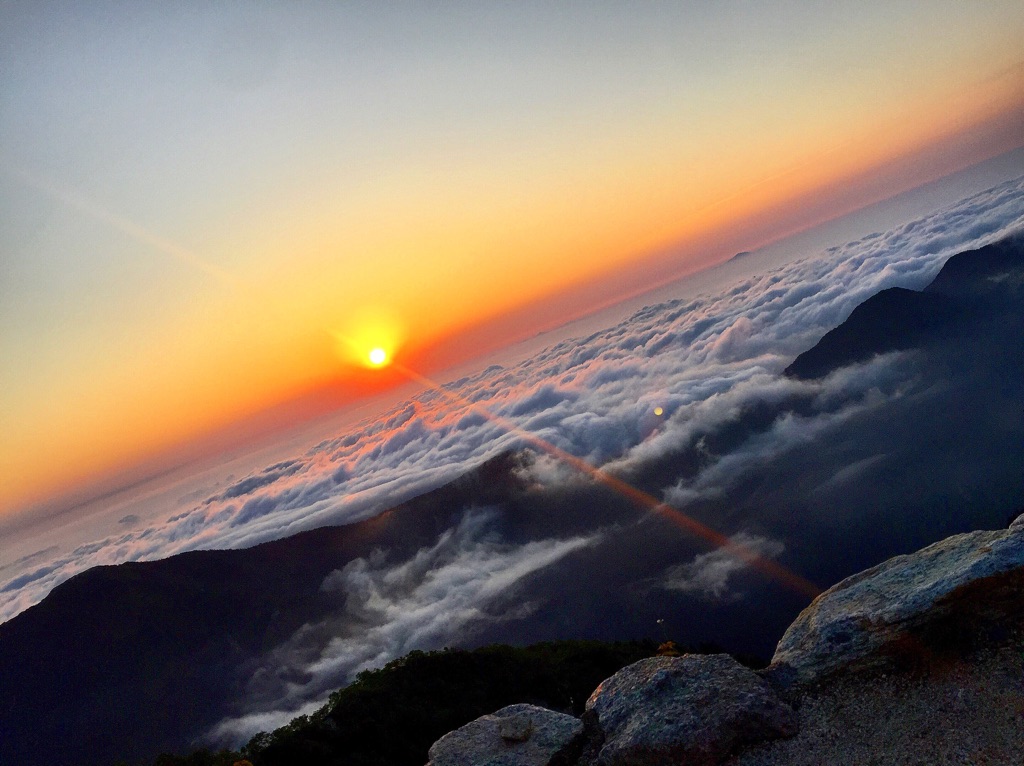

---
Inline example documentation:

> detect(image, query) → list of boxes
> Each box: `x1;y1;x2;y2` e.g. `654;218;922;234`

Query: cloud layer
4;174;1022;615
4;175;1024;744
207;507;598;744
663;531;785;601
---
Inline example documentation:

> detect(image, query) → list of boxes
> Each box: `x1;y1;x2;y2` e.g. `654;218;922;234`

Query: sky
2;1;1024;519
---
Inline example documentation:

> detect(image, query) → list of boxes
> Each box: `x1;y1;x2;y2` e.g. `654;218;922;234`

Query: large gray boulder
584;654;797;765
771;519;1024;687
427;703;584;766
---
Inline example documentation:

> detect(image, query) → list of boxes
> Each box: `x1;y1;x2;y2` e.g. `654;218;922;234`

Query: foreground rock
770;517;1024;687
731;642;1024;766
427;703;584;766
585;654;797;765
426;518;1024;765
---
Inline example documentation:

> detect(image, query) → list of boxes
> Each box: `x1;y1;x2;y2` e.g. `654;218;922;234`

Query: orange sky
2;3;1023;518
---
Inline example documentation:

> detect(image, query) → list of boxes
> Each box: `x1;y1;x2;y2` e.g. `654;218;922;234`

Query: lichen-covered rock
584;654;797;765
770;520;1024;687
427;703;583;766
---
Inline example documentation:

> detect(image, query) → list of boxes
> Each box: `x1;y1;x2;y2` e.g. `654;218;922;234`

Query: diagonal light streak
394;361;822;600
10;164;824;601
7;165;239;289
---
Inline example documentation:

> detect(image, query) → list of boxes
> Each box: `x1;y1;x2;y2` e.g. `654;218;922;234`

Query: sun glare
332;309;405;370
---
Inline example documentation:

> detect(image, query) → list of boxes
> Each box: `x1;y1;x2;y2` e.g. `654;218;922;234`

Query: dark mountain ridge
0;451;532;766
784;233;1023;379
924;234;1024;300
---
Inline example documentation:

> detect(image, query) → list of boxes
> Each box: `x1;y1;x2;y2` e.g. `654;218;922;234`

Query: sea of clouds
4;175;1024;743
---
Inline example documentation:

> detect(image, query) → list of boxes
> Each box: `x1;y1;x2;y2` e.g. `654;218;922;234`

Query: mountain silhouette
785;234;1023;380
0;452;529;766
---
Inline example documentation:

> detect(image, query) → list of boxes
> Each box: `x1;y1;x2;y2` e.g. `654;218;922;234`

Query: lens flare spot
654;406;664;416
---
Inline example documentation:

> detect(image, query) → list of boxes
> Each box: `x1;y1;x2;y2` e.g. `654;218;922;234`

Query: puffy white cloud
205;508;599;745
663;531;785;601
311;510;595;678
205;699;324;750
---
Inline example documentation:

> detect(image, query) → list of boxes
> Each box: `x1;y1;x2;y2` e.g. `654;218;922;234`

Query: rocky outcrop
427;703;584;766
769;516;1024;687
427;518;1024;765
584;654;797;765
425;656;797;766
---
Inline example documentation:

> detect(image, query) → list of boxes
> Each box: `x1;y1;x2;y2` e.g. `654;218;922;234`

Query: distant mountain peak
785;234;1024;380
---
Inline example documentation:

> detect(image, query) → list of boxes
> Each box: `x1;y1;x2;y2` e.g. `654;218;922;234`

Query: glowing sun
368;347;388;367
